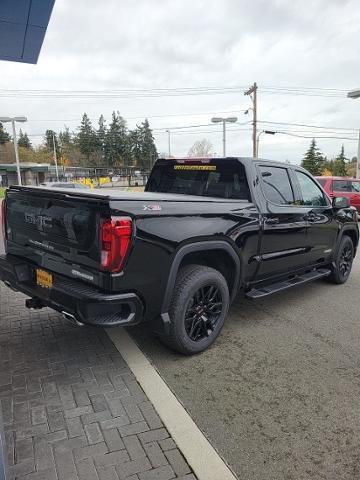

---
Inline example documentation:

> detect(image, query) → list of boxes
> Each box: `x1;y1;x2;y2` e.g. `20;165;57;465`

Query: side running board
246;268;331;299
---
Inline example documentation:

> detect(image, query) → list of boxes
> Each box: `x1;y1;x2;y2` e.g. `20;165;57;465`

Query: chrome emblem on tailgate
25;213;53;231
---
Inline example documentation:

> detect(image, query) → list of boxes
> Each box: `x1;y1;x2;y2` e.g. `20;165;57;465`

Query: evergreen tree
75;114;97;165
44;129;61;157
17;129;32;148
106;111;129;166
141;119;157;169
59;127;72;147
130;119;157;168
58;127;76;166
301;139;324;175
96;115;108;167
332;145;347;176
129;128;142;166
0;122;10;144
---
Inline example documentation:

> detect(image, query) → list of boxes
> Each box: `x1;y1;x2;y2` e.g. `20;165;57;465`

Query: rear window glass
147;161;250;200
259;166;294;205
332;180;351;192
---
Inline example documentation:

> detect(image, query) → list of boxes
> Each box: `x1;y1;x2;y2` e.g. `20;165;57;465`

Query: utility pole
244;82;258;158
346;90;360;177
52;132;59;181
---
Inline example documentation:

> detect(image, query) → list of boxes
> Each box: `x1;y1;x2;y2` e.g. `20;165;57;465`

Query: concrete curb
107;328;237;480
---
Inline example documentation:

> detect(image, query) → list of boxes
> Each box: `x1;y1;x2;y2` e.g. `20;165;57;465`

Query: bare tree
188;139;213;157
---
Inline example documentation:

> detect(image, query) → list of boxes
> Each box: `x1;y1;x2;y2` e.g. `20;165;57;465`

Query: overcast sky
1;0;360;163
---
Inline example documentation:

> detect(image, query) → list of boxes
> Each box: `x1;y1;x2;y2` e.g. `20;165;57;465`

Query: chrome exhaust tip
61;311;85;327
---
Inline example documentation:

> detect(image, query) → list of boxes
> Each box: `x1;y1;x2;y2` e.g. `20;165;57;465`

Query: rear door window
351;181;360;192
259;166;295;205
332;180;351;192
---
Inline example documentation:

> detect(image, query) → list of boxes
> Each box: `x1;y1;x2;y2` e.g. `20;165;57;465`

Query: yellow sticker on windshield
174;165;216;171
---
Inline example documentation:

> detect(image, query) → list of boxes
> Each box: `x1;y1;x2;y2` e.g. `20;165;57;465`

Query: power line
258;120;358;132
261;85;349;92
275;131;357;141
0;85;353;99
28;109;246;123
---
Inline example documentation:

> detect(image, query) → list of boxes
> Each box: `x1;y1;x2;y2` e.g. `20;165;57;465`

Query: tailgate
5;187;109;280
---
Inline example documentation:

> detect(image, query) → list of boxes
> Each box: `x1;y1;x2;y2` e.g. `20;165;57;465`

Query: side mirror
332;196;350;209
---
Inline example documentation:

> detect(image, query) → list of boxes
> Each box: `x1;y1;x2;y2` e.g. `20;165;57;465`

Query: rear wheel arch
161;241;240;316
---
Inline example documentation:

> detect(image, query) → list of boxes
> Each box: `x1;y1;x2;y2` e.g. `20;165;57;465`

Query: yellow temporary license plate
36;269;53;289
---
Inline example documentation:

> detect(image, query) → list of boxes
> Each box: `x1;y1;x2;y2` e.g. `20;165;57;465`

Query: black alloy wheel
184;285;223;342
163;264;230;355
327;236;354;284
339;244;353;277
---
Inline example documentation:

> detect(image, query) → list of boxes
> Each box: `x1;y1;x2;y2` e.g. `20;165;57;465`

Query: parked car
40;181;90;189
0;158;358;354
315;176;360;214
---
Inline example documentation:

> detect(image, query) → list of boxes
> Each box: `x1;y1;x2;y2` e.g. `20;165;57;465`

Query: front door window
295;171;327;207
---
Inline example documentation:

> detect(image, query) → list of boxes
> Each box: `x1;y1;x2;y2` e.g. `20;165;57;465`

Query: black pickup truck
0;157;358;354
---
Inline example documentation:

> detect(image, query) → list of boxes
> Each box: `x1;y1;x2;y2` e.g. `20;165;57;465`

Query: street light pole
11;120;22;185
211;116;238;157
222;120;226;157
256;130;276;157
52;132;59;181
0;116;27;185
166;129;171;157
347;89;360;178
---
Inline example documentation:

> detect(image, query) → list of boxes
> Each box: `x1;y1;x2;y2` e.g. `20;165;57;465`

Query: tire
327;236;354;284
161;264;230;355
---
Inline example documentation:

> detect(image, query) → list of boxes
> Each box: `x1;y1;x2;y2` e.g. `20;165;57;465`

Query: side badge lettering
143;205;162;211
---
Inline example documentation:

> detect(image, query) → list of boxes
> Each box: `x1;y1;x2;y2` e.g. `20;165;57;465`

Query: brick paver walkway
0;283;196;480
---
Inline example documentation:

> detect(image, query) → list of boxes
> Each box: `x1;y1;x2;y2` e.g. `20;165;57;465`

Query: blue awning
0;0;55;64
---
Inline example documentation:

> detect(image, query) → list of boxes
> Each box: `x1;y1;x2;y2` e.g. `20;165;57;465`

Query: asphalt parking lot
130;256;360;480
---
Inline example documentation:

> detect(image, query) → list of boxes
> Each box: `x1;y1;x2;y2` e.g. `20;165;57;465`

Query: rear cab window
146;160;251;200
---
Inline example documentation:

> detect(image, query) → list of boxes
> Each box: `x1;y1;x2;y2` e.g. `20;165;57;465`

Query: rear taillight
1;200;6;242
100;216;132;272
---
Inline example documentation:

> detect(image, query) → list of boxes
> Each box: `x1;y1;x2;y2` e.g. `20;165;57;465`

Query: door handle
304;213;316;222
265;217;279;225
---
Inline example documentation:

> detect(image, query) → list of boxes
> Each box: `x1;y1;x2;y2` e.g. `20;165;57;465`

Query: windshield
146;161;250;200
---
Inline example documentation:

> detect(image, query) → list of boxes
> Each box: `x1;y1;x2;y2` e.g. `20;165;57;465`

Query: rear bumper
0;254;144;328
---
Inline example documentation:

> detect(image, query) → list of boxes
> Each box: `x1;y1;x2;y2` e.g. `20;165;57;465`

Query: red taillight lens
1;200;6;242
100;216;132;272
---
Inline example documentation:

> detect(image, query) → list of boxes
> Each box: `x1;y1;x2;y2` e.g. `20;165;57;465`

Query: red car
315;176;360;214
